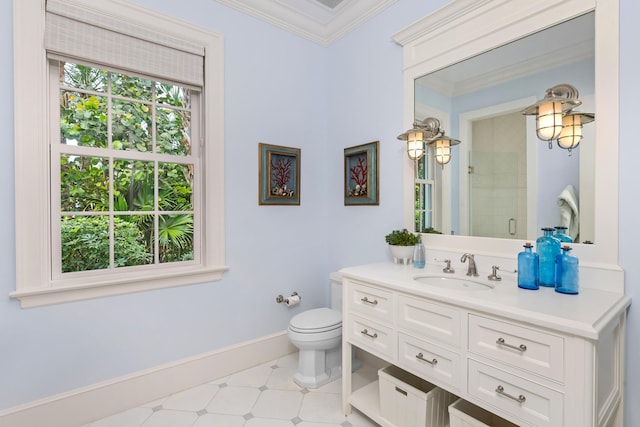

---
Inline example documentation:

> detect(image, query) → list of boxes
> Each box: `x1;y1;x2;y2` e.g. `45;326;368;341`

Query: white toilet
287;272;357;388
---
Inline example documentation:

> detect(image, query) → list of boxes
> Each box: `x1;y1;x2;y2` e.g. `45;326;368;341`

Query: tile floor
83;353;380;427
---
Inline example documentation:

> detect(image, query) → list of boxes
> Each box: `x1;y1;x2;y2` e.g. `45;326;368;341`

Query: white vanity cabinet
340;264;630;427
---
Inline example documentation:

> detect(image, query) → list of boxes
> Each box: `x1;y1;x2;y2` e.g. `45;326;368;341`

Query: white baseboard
0;331;296;427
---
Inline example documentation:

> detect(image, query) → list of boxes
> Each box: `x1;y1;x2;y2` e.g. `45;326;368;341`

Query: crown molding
214;0;398;46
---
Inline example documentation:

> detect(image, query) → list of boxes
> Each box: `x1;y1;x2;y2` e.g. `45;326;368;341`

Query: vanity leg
342;341;352;415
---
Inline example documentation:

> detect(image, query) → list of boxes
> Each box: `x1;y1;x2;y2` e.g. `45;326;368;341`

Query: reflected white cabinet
340;265;630;427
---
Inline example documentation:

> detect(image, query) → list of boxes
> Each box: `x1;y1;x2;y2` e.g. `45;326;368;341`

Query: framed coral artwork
344;141;379;206
259;143;301;205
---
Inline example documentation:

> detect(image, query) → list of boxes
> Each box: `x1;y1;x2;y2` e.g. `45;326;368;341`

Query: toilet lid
290;308;342;332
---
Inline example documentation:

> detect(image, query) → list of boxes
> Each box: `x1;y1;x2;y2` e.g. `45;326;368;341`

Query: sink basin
414;275;494;291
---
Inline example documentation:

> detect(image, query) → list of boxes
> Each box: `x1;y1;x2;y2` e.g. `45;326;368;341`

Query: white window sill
10;266;229;308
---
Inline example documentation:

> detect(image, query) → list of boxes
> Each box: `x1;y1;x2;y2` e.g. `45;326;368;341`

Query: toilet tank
330;272;343;312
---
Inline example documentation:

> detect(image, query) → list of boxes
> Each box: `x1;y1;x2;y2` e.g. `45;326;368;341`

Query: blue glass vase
413;236;426;269
554;226;573;243
536;227;560;287
517;243;539;290
555;246;579;294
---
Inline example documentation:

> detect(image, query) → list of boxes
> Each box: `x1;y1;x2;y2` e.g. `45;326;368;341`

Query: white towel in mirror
557;184;580;241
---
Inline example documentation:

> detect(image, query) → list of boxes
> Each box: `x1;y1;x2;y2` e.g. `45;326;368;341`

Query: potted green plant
385;229;419;264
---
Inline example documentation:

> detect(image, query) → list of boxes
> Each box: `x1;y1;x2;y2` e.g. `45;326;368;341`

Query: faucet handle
434;258;455;274
488;265;502;281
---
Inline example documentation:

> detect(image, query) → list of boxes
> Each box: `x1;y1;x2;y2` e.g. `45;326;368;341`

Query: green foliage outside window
58;62;195;273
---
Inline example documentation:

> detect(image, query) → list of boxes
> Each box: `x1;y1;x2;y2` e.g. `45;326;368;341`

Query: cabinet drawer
468;315;564;381
346;281;394;322
346;314;395;359
398;295;461;347
398;332;461;391
468;359;563;427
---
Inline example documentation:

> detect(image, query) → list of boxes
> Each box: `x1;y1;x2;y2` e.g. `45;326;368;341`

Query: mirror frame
393;0;619;270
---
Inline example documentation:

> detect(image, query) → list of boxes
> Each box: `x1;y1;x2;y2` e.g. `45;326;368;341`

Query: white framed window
414;155;435;232
414;154;436;233
12;0;226;307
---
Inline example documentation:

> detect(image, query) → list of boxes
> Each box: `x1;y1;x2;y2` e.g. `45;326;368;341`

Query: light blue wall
0;0;335;410
618;0;640;425
1;1;639;426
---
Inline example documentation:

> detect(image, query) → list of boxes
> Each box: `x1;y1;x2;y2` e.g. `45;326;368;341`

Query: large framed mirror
415;13;595;242
393;0;619;269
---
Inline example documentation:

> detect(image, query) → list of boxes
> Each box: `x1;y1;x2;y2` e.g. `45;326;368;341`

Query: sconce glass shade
406;130;425;160
557;112;595;151
536;101;564;140
430;136;460;165
521;84;582;142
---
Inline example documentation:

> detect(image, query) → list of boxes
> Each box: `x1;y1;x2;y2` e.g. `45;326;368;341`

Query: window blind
45;0;205;86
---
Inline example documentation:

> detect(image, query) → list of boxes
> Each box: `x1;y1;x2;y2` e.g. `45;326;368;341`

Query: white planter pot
389;245;414;265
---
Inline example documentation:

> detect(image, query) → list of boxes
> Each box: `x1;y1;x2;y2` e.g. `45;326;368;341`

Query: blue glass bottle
413;236;425;269
555;245;579;294
517;243;539;290
554;226;573;243
536;227;561;287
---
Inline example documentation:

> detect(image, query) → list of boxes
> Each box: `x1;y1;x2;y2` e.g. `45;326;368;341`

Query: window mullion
108;71;116;270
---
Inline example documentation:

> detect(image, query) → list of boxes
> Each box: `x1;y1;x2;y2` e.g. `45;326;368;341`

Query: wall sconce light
521;83;594;153
397;117;460;165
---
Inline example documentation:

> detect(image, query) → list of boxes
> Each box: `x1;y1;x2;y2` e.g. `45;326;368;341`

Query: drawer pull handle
496;337;527;352
360;329;378;339
395;386;408;396
416;352;438;366
495;385;526;404
361;297;378;305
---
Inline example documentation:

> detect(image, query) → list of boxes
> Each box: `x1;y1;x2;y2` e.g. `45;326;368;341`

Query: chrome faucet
460;253;479;277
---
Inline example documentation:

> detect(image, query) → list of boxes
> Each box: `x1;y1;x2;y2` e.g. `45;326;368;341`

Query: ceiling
213;0;398;46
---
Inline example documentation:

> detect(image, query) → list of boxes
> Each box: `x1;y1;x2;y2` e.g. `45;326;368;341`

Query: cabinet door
398;295;462;347
468;314;564;381
398;332;462;392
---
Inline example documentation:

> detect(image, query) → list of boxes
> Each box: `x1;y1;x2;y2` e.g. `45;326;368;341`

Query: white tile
297;423;343;427
87;407;152;427
226;363;274;387
275;353;299;370
140;409;198;427
313;376;341;394
298;392;347;424
162;384;219;412
245;418;295;427
205;385;260;415
265;366;301;391
252;389;303;419
191;413;245;427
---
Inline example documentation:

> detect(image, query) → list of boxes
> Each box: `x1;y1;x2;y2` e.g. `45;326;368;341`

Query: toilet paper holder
276;292;300;304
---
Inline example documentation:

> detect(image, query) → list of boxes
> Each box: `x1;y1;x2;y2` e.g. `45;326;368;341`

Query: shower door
468;112;527;239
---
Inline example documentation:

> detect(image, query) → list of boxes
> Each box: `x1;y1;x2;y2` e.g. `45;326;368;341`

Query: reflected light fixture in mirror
521;83;594;152
432;136;459;166
557;111;595;151
397;117;460;165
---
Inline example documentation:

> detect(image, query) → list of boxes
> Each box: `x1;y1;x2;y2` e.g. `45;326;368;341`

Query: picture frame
259;143;301;206
344;141;379;205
